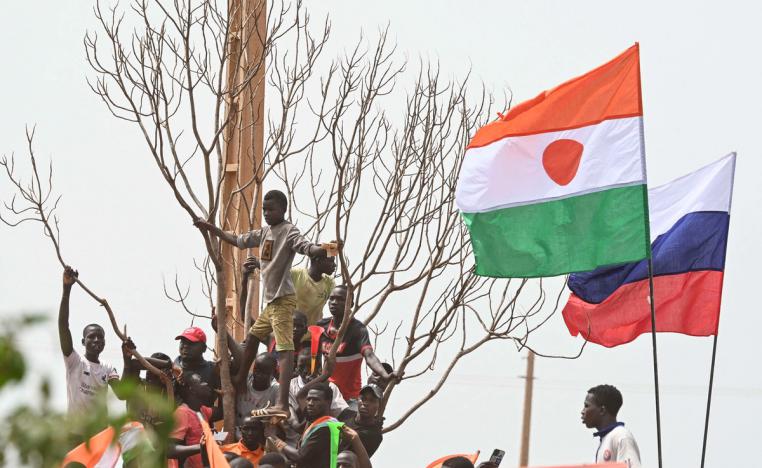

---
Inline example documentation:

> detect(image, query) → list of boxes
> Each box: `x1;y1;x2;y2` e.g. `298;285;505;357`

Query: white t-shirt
596;424;642;468
236;376;280;427
64;350;119;413
288;376;348;417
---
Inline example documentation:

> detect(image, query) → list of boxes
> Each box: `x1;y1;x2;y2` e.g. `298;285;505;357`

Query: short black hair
259;452;287;465
82;323;104;336
150;352;171;361
442;456;475;468
293;310;307;323
264;190;288;210
310;382;333;402
587;384;623;416
254;352;278;370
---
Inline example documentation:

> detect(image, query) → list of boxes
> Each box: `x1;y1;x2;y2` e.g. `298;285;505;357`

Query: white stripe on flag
648;153;736;238
456;116;644;213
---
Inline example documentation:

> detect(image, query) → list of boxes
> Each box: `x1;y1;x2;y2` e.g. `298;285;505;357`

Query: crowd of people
57;190;641;468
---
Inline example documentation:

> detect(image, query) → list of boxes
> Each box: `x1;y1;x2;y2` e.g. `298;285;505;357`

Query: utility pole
519;350;536;467
220;0;267;340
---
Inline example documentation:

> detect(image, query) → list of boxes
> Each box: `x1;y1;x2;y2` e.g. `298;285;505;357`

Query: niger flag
456;45;649;278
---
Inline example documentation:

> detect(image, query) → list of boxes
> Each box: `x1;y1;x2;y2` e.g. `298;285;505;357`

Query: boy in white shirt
581;384;642;468
58;266;124;414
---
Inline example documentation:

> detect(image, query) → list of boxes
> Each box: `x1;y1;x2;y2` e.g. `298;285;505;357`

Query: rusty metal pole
221;0;266;341
519;351;535;467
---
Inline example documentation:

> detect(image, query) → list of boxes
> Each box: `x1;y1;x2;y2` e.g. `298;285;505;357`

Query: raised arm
211;312;243;366
58;266;78;357
287;226;327;258
121;338;140;381
361;349;394;382
193;218;239;246
238;255;259;321
344;426;373;468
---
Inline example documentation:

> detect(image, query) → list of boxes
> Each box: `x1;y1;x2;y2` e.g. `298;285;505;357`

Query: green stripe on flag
462;185;650;278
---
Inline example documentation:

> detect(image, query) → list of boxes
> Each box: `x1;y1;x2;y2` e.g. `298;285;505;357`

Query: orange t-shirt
219;441;264;465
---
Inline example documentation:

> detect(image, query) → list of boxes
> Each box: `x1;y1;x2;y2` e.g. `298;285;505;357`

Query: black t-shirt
339;410;383;457
296;424;350;468
173;357;221;408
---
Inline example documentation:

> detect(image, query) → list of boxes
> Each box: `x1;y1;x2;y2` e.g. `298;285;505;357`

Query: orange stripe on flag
468;44;642;148
199;414;230;468
60;426;117;468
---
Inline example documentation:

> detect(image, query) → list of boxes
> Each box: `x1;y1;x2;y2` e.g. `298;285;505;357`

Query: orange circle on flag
542;139;584;186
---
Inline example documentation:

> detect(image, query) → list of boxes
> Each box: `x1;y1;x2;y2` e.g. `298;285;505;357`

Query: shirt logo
261;240;273;261
603;449;612;461
321;342;346;354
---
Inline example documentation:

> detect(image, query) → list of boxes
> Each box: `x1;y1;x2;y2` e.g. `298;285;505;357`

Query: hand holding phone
488;448;505;466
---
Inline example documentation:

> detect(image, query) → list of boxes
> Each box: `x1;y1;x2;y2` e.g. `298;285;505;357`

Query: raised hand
122;337;137;358
63;266;79;287
193;217;214;232
242;256;260;275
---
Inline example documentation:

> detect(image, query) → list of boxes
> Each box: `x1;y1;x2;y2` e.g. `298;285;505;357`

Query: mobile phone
488;449;505;466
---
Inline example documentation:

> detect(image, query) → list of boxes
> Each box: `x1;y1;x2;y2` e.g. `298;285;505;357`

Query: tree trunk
214;262;236;438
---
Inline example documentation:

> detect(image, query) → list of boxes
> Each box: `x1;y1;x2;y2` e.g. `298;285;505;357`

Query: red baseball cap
175;327;207;344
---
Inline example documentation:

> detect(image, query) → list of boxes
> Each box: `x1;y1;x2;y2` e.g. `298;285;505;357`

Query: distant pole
519;350;535;467
646;259;664;468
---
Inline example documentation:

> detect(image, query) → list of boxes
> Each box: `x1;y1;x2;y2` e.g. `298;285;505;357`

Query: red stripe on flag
562;270;722;347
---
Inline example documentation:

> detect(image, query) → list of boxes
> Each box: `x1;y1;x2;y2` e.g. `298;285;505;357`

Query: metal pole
647;259;664;468
700;152;736;467
699;335;719;468
519;351;535;467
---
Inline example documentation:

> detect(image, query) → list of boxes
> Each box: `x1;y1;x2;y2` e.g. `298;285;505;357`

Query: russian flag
562;153;736;347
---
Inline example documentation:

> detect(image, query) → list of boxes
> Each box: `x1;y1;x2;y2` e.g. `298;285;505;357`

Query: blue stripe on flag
569;211;729;304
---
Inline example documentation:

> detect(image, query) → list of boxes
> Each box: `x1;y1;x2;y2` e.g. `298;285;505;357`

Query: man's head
367;362;394;388
239;416;265;450
177;372;213;410
581;384;623;429
296;347;314;381
81;324;106;358
145;352;172;389
293;311;308;345
250;353;277;390
442;456;475;468
175;327;206;363
304;383;333;420
259;452;287;468
336;450;359;468
328;285;352;320
358;384;382;422
310;254;336;277
263;190;287;226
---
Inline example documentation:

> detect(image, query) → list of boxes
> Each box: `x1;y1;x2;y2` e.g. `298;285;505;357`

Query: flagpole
699;335;718;468
699;151;736;467
635;42;664;468
646;259;664;468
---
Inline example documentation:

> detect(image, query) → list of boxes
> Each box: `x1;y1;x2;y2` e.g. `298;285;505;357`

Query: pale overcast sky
1;1;761;467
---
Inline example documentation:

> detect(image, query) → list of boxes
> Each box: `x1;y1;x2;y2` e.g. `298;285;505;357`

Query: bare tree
0;0;575;437
0;128;175;401
262;29;575;430
82;0;332;434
